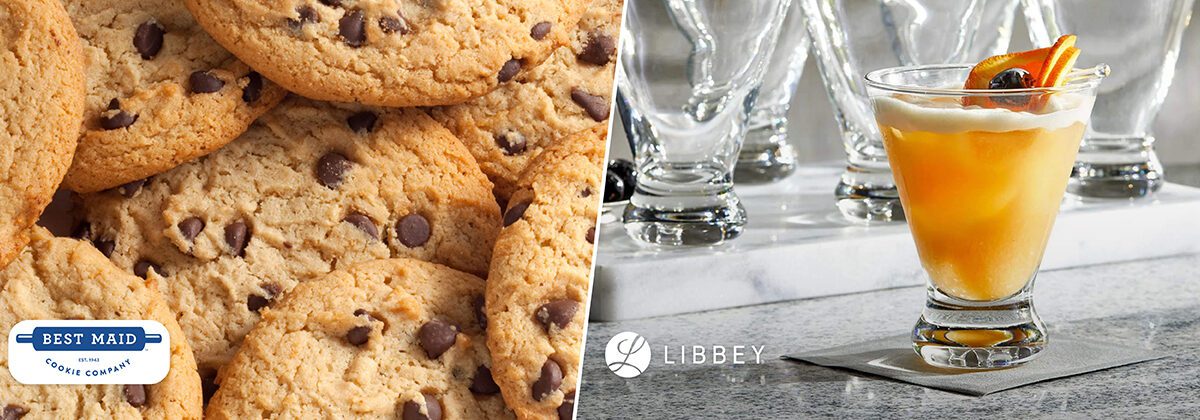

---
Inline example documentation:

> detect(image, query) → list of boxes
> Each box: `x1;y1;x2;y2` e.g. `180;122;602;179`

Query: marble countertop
578;253;1200;418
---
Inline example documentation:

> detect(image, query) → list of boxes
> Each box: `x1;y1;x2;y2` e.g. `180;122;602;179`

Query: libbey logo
604;331;767;379
7;320;171;384
605;331;651;378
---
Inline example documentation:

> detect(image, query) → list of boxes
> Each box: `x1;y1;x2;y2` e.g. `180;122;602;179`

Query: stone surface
593;164;1200;320
580;253;1200;417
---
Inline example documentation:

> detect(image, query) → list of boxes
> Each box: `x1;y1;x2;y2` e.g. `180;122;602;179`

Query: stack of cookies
0;0;617;418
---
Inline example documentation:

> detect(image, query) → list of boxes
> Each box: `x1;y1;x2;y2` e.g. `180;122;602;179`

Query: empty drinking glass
735;0;810;184
1023;0;1195;198
618;0;791;246
802;0;1020;222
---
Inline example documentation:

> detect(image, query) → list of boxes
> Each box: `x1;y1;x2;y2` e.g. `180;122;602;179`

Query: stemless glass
802;0;1020;222
866;64;1105;369
1023;0;1195;198
618;0;790;246
734;0;810;184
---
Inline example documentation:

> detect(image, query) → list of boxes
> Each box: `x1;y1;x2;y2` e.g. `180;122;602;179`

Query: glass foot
622;194;746;247
735;133;797;184
834;170;904;222
912;292;1047;369
1069;160;1163;199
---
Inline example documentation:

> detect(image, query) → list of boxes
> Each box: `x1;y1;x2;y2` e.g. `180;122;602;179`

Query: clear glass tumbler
1023;0;1194;198
734;0;810;184
618;0;791;246
866;64;1105;369
802;0;1020;222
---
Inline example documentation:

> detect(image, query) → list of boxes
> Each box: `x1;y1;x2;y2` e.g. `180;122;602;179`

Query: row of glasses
618;0;1194;247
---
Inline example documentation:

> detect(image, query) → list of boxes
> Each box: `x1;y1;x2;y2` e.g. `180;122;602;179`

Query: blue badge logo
7;320;171;385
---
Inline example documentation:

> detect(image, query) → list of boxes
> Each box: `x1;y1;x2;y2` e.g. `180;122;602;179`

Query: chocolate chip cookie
431;0;619;200
184;0;587;107
78;98;501;377
0;228;202;419
0;0;86;269
60;0;288;193
205;258;511;419
486;125;605;419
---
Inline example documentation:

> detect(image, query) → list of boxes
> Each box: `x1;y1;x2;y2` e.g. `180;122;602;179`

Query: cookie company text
662;345;766;365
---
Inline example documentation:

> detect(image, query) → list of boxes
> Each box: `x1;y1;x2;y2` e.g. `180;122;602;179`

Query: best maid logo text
7;320;171;385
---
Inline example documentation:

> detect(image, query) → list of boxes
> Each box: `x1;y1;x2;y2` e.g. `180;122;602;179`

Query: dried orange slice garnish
1038;35;1077;87
964;34;1079;109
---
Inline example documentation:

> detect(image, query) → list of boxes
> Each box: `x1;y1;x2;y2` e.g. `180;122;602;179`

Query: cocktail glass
1022;0;1194;198
865;64;1105;368
802;0;1020;222
618;0;791;246
734;0;809;184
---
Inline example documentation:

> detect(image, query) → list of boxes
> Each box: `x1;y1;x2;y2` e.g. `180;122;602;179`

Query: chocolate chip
417;318;458;359
95;239;115;258
396;214;430;247
178;217;204;241
402;394;442;420
133;260;162;278
124;384;147;407
100;98;137;130
495;131;527;155
247;294;270;312
288;6;320;29
189;71;225;94
346;325;371;346
316;152;353;189
498;59;521;82
346;111;378;133
571;88;609;121
536;299;579;330
586;226;596;244
503;200;532;227
2;404;28;420
470;365;501;394
340;10;366;47
201;371;218;405
119;179;145;198
474;295;487;330
225;222;250;256
320;0;342;6
343;213;378;240
133;20;165;60
531;21;552;40
581;187;593;198
558;391;576;420
354;308;369;317
578;32;616;66
380;15;410;34
242;72;263;103
261;282;282;298
532;359;563;401
71;222;92;240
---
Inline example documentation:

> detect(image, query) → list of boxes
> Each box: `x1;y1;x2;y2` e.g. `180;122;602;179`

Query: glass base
622;192;746;246
1069;160;1163;199
834;168;904;222
912;289;1047;369
735;130;797;184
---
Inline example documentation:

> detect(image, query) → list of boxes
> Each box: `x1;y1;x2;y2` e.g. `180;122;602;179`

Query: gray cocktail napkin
783;334;1165;396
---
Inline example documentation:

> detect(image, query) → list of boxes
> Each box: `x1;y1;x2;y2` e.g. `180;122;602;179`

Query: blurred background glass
1024;0;1194;198
609;1;1200;191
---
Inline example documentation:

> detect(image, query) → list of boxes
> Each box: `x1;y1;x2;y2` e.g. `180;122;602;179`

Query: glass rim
864;63;1107;96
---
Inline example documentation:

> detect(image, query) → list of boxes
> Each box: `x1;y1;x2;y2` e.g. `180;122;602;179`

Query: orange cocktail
877;97;1088;301
865;36;1105;369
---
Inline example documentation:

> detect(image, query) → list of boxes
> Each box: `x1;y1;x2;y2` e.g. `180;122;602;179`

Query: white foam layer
873;93;1095;134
